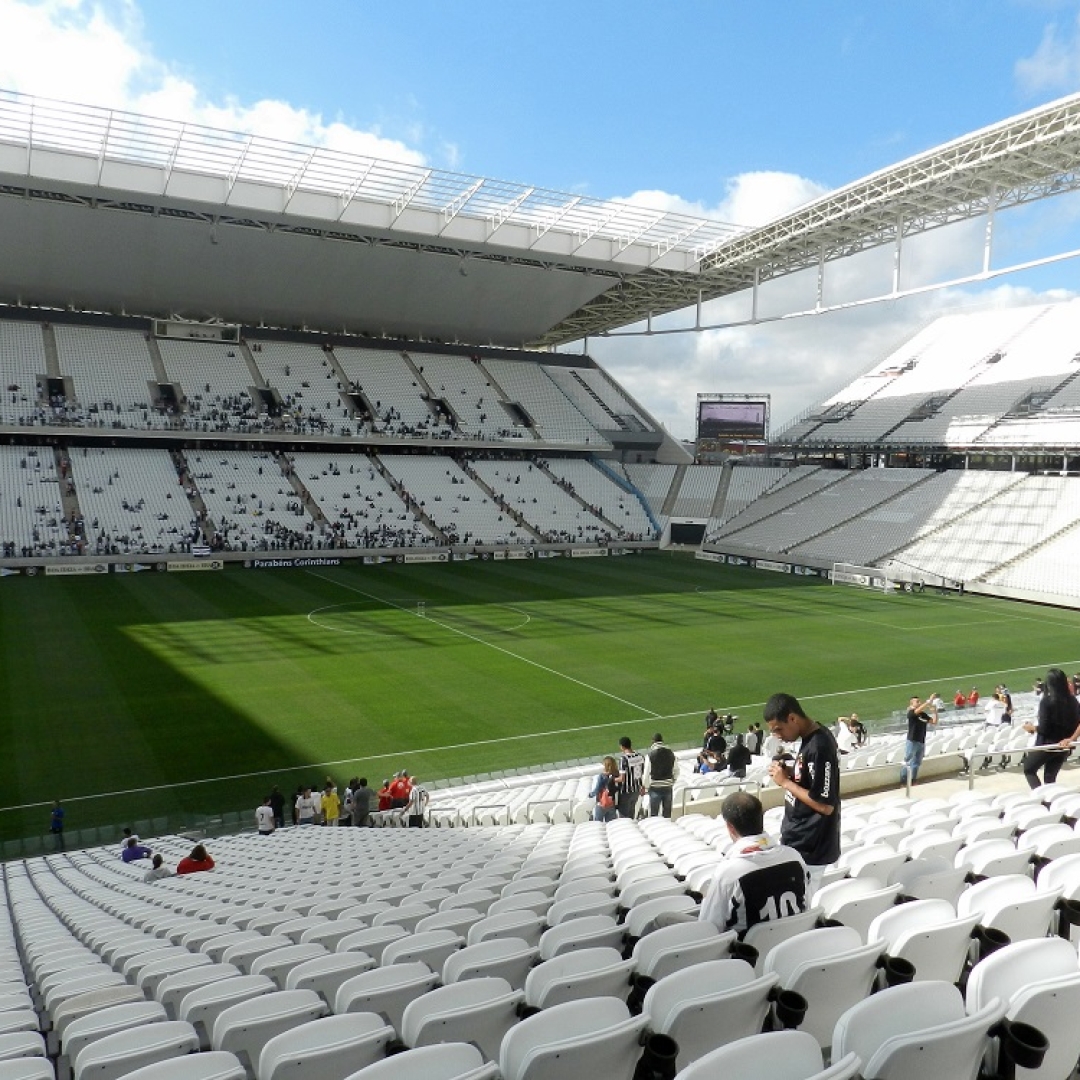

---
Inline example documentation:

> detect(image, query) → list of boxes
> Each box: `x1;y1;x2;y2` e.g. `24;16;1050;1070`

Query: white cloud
0;0;426;164
617;170;828;227
1015;12;1080;94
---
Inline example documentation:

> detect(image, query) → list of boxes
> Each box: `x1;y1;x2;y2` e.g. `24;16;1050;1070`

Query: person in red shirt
953;690;966;708
389;771;412;809
968;687;980;707
377;779;393;812
176;843;215;875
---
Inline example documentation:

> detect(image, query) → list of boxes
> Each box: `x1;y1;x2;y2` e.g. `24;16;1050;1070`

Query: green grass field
2;551;1079;843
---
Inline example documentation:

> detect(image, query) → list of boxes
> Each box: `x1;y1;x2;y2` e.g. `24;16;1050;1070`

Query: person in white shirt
651;792;809;937
295;787;317;825
698;791;810;934
835;717;856;755
255;796;275;835
406;781;429;828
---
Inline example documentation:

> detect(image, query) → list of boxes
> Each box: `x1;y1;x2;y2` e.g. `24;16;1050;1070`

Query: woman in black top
1023;668;1080;790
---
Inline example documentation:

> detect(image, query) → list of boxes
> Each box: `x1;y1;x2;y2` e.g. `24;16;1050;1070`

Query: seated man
654;792;809;936
121;836;152;863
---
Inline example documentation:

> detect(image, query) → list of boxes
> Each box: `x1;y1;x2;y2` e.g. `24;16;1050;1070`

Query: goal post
830;563;897;593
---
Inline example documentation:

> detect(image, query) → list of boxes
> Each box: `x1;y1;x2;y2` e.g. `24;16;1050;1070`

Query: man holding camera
765;692;841;896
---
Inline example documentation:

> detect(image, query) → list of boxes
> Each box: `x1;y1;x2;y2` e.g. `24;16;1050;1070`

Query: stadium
5;74;1080;1080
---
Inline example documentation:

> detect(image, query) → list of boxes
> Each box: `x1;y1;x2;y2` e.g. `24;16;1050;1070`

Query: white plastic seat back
867;899;979;984
72;1021;199;1080
671;1029;861;1080
0;1034;44;1063
442;938;538;989
0;1059;54;1080
380;930;463;971
957;874;1061;942
764;926;886;1048
623;895;699;939
742;911;819;976
401;977;522;1062
832;979;1006;1080
966;937;1080;1080
340;1042;498;1080
257;1013;393;1080
61;1002;168;1064
0;1019;34;1040
52;988;148;1042
137;955;214;998
523;947;634;1009
643;958;779;1069
177;976;277;1052
537;915;623;961
335;926;408;963
283;953;376;1004
248;945;329;990
466;912;545;948
210;989;326;1080
812;879;901;942
546;892;619;925
157;965;242;1020
499;996;647;1080
631;921;733;982
333;963;439;1032
101;1051;246;1080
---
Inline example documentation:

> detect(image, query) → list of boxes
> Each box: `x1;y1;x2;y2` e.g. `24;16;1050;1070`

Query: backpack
597;779;615;810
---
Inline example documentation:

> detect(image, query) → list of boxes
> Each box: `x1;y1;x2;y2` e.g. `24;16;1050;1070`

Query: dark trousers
1024;748;1067;790
617;792;639;819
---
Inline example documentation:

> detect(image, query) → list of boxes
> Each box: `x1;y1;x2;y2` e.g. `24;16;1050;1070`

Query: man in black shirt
765;692;840;895
901;695;937;785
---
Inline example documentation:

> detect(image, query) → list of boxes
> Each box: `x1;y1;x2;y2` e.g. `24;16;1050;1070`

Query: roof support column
751;267;760;323
983;183;998;275
892;214;904;295
816;244;826;310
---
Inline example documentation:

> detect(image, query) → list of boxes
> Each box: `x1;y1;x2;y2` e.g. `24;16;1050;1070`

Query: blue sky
3;0;1080;435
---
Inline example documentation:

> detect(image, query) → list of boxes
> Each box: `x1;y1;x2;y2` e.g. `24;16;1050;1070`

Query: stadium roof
3;89;1080;350
0;90;741;347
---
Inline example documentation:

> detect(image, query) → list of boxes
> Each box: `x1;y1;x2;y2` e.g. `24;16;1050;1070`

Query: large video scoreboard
696;394;770;462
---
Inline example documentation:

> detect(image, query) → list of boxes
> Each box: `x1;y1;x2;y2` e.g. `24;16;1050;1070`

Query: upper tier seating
248;341;354;438
55;326;169;431
158;342;265;434
407;353;525;442
0;322;47;427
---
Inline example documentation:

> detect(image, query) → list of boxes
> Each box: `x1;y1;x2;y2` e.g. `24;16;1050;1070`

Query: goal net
830;563;896;593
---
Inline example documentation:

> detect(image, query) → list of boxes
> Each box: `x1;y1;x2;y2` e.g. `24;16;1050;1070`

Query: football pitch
2;551;1079;842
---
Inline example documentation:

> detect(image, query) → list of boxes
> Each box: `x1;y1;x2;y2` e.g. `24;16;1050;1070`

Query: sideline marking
5;657;1078;815
306;570;658;718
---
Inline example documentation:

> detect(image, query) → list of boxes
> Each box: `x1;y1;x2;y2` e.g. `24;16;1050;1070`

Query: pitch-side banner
44;564;109;576
244;557;342;569
167;560;224;572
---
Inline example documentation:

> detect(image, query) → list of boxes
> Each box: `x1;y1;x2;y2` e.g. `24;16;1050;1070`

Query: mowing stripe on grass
4;656;1077;815
306;568;661;719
